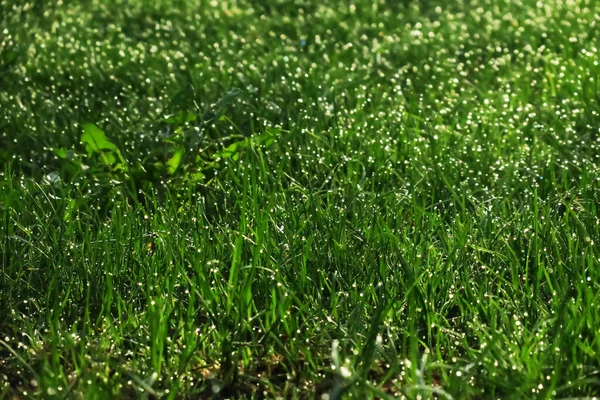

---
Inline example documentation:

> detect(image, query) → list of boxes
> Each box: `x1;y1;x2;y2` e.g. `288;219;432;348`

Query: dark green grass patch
1;0;600;398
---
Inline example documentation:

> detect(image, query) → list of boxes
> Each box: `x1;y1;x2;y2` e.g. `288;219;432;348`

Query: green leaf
212;127;281;162
166;147;185;175
188;171;205;182
53;148;68;159
81;123;127;170
81;123;119;154
255;127;281;147
53;148;78;162
218;140;245;160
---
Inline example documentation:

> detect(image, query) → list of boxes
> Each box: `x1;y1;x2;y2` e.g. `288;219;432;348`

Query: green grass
1;0;600;398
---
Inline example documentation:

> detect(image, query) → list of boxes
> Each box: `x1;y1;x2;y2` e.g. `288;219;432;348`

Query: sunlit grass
1;0;600;398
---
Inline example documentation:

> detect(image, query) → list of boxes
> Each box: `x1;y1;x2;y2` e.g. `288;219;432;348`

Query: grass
1;0;600;398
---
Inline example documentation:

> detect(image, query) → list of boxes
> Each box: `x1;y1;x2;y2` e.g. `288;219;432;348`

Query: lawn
1;0;599;398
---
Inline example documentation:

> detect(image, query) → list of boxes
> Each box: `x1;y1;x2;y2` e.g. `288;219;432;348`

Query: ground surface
1;0;600;398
